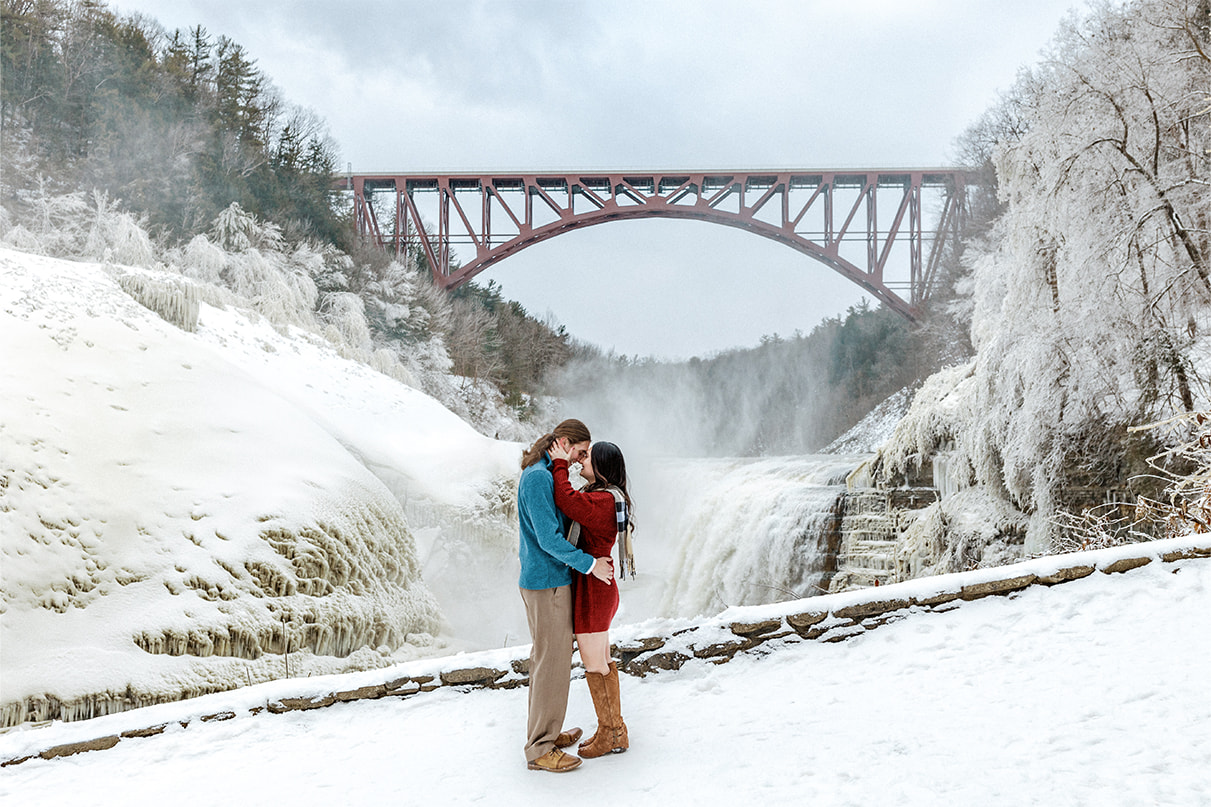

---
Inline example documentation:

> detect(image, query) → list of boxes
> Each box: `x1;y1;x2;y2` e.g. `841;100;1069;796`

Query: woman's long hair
520;418;591;469
584;441;632;513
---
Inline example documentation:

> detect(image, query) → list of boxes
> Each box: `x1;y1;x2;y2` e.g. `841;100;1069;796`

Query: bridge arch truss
347;169;969;321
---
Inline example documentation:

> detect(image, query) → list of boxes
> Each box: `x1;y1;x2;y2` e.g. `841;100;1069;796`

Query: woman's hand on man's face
549;438;571;462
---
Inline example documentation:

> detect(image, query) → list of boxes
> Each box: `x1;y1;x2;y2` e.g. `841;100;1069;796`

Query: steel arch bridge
343;168;970;321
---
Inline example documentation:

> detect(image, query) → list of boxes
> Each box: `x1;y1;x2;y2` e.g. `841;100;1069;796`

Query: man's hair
520;418;591;469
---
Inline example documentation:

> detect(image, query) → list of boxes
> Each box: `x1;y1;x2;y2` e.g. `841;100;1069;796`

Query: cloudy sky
115;0;1080;359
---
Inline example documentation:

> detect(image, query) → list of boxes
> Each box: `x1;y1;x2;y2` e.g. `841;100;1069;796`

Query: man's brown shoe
527;748;582;773
555;727;583;748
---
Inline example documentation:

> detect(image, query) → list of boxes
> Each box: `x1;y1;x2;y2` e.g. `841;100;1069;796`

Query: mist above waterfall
551;301;927;458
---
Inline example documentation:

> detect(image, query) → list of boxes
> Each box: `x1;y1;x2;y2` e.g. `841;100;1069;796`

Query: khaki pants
520;585;574;762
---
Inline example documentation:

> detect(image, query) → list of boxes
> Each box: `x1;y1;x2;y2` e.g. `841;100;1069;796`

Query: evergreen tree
1;0;340;240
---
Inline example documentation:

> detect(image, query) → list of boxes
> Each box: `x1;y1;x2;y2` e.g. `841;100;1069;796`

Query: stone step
842;541;898;552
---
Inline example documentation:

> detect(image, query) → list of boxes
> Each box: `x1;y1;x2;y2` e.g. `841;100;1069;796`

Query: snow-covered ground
823;386;912;455
2;552;1208;805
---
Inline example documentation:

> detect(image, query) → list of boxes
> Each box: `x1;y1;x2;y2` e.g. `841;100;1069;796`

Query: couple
517;418;633;773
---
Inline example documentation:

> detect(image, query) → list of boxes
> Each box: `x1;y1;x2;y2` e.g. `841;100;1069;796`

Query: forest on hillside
2;0;340;241
553;298;966;455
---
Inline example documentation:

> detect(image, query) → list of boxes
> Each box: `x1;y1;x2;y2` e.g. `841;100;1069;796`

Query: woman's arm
551;458;614;532
547;455;615;584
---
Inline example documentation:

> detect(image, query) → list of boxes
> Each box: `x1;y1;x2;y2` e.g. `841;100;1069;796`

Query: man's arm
520;469;596;575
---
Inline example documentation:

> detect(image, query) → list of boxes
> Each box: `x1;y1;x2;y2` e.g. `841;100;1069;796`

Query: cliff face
831;448;1172;593
825;378;1184;592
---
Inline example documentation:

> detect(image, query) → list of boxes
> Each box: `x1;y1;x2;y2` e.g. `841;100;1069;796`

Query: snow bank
0;248;519;726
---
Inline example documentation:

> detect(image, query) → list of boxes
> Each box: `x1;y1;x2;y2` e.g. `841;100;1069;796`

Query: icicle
114;271;201;332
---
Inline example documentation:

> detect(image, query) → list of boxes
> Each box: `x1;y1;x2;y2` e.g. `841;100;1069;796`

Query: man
517;419;614;772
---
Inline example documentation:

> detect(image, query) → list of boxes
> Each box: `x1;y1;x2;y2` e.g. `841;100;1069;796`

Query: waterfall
648;455;864;619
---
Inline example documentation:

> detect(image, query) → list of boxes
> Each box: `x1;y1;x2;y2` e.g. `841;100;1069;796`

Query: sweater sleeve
552;459;616;536
519;463;596;575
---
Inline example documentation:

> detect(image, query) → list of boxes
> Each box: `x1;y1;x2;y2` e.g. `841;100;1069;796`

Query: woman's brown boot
580;665;627;758
578;670;613;759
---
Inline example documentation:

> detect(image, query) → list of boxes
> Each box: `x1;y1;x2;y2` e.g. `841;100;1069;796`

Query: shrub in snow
1134;411;1211;539
358;261;435;346
292;241;353;293
82;192;155;268
875;362;977;486
210;202;283;253
319;292;373;353
894;488;1030;579
13;182;90;256
369;348;416;386
224;248;319;329
176;234;228;285
1050;503;1151;553
0;223;43;253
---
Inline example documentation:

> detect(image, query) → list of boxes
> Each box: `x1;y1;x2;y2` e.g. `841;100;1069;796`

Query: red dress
552;458;620;633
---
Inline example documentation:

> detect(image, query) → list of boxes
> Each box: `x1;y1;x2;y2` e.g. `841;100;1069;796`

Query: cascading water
644;455;866;619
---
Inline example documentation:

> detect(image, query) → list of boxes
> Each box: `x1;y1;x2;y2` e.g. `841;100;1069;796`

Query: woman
548;439;632;758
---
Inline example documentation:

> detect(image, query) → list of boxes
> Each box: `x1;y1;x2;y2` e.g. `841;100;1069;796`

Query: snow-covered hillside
0;247;521;726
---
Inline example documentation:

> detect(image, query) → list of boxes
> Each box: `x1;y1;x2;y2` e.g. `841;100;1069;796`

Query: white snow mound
0;248;519;727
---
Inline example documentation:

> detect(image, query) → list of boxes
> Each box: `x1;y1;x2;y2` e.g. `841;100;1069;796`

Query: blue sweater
518;454;595;589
